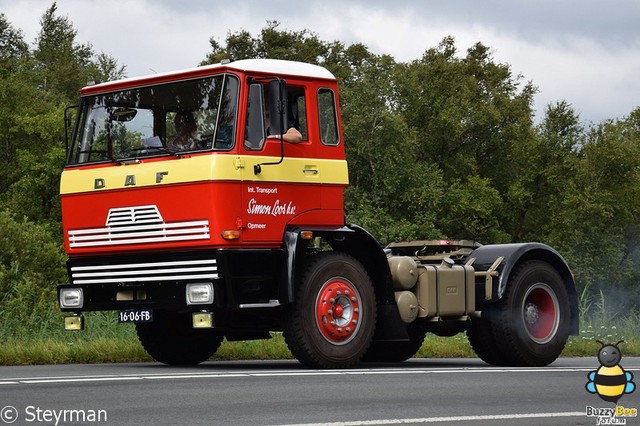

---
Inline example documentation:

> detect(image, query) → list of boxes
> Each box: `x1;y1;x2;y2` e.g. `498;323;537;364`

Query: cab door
239;81;323;243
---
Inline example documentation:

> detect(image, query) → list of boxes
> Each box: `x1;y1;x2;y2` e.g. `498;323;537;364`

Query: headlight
59;288;84;308
186;283;214;305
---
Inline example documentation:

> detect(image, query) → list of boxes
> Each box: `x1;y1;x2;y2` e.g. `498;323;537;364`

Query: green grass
562;323;640;357
2;310;640;365
214;333;293;361
0;337;151;365
3;329;639;366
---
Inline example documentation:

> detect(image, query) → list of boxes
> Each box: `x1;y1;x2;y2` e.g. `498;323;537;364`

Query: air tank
394;291;419;323
388;256;418;290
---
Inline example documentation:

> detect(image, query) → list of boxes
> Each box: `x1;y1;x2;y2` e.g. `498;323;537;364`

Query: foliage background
1;5;639;347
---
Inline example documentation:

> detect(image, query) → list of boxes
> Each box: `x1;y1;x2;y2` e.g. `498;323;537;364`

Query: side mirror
252;79;289;175
268;79;288;136
246;84;265;149
64;105;78;154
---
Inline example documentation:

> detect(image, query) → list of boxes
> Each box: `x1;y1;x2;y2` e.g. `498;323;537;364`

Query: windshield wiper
114;147;188;164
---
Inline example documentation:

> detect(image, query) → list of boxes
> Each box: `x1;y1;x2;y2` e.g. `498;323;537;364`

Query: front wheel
136;310;223;365
283;252;376;368
488;260;571;366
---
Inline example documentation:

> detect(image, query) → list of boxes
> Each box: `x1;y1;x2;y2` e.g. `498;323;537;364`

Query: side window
318;88;339;146
244;83;308;150
214;75;239;149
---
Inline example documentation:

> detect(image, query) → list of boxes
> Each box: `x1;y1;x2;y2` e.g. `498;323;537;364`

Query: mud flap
370;302;410;342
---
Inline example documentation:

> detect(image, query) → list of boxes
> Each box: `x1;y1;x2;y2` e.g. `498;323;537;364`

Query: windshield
68;74;239;165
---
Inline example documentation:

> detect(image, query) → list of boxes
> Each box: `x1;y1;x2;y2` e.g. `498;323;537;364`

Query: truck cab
61;59;346;252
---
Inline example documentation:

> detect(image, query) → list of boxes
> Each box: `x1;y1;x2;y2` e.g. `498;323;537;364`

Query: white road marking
274;411;586;425
1;365;637;385
0;365;620;425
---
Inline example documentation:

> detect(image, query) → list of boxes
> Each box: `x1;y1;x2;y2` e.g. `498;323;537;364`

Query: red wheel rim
315;278;362;345
522;283;560;344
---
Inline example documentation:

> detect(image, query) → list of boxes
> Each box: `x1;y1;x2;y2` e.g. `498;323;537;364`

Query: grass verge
3;332;638;366
2;312;639;365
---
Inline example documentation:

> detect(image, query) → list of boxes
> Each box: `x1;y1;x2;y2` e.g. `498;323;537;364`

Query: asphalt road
0;357;638;426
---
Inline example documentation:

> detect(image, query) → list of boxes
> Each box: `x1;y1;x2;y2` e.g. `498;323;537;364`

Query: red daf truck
58;59;578;368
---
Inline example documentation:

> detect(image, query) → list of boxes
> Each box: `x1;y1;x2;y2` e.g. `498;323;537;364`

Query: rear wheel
466;313;513;366
283;252;376;368
136;310;223;365
482;260;570;366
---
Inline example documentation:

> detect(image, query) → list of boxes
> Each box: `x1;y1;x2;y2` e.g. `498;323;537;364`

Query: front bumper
58;248;284;313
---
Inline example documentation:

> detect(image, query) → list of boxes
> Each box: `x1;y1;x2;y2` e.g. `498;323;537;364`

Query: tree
340;51;443;242
0;13;29;74
202;30;258;64
0;210;67;334
391;37;538;242
570;108;640;312
89;52;127;84
0;65;61;195
504;101;583;243
395;37;536;185
33;3;94;101
0;4;127;224
201;21;328;65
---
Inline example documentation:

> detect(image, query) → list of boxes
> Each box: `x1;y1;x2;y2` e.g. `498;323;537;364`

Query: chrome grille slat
70;258;218;284
71;259;216;271
73;274;217;284
70;234;210;247
72;266;217;278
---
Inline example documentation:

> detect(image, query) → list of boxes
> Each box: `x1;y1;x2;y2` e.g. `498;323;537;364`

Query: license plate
118;309;153;323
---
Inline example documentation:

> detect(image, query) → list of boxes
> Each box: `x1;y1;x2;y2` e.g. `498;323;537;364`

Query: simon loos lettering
247;198;296;216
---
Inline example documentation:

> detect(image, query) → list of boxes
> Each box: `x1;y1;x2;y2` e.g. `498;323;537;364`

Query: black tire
466;313;514;366
136;310;223;365
489;260;571;366
362;322;427;363
282;252;376;369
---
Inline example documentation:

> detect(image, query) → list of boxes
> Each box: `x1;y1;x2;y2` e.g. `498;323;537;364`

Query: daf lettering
124;175;136;186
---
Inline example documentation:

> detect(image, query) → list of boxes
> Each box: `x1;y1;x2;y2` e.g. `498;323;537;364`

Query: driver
168;111;198;150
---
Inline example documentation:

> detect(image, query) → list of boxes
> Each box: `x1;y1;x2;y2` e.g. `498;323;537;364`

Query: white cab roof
226;59;336;79
82;58;336;93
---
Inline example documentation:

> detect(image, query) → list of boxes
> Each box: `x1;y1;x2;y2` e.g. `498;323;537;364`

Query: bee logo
586;340;636;403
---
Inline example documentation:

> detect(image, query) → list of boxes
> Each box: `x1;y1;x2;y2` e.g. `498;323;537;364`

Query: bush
0;210;66;338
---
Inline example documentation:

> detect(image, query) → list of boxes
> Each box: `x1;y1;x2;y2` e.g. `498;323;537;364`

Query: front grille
68;205;210;248
70;258;218;284
107;205;163;226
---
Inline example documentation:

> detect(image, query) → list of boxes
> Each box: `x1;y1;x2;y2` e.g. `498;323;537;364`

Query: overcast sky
2;0;639;124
